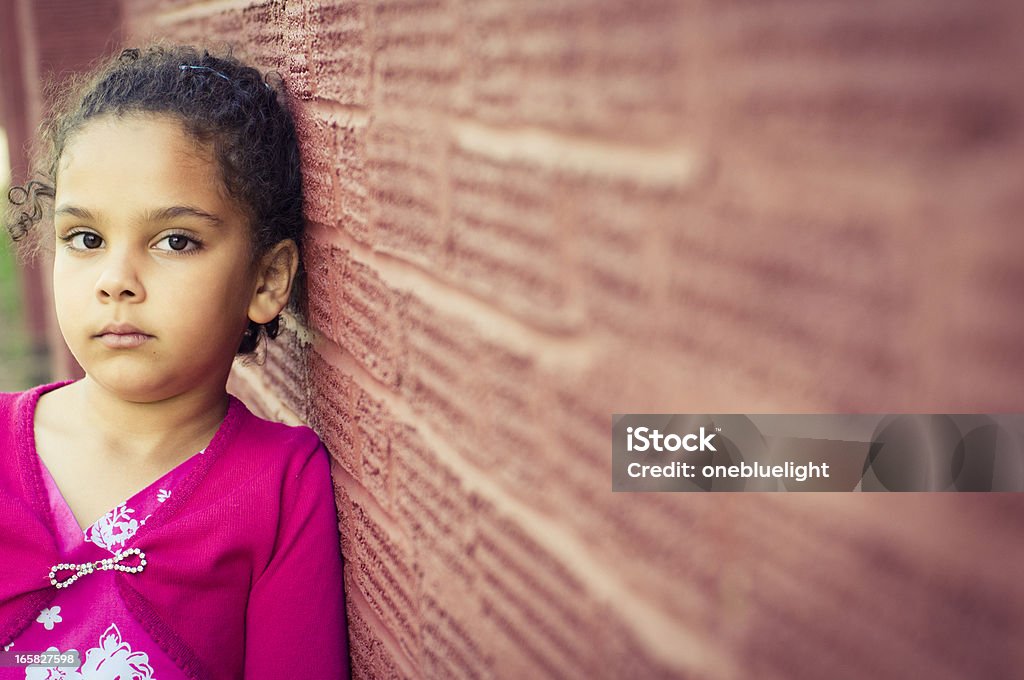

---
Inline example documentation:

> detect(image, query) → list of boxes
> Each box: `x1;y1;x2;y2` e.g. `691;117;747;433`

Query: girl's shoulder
162;395;330;515
225;394;327;464
0;381;65;431
0;379;76;410
0;389;23;444
0;381;48;404
232;400;320;444
0;388;19;414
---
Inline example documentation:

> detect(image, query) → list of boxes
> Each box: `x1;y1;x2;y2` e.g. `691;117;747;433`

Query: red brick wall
8;0;1022;677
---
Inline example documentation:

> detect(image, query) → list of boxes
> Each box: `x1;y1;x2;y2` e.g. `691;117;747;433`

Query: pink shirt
0;380;350;679
5;449;202;679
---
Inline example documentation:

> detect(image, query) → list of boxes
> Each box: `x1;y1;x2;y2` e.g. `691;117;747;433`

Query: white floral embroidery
25;625;154;680
156;489;171;503
24;645;81;680
4;641;12;651
79;623;154;680
84;504;139;552
36;606;62;631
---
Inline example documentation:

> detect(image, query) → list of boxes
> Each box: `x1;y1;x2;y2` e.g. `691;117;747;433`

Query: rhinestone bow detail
48;548;147;589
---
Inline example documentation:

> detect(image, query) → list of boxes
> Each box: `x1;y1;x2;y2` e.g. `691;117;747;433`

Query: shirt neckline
18;379;246;550
37;442;205;536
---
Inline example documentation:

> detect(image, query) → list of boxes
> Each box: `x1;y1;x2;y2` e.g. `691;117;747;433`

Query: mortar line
449;116;706;188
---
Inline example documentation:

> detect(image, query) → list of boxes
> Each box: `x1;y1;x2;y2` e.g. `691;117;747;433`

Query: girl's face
52;113;260;402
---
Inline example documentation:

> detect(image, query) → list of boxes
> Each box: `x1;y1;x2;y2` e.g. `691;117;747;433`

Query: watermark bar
612;414;1024;492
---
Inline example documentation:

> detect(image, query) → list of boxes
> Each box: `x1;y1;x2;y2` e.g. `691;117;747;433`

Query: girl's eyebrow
54;204;95;220
146;205;224;225
54;204;223;226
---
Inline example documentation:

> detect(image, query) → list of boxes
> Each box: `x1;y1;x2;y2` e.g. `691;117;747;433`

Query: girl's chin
81;372;183;404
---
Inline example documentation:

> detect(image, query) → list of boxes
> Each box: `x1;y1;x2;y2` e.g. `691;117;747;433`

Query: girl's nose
95;254;146;302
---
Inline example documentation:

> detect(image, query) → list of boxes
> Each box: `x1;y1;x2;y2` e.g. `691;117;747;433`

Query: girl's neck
56;376;230;464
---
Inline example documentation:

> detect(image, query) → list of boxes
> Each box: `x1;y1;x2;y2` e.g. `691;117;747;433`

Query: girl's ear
248;239;299;324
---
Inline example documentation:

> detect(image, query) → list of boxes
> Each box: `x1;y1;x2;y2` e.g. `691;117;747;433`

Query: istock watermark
626;425;718;452
612;414;1024;492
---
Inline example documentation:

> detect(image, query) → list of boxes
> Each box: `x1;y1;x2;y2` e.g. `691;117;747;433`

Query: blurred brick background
3;1;1024;678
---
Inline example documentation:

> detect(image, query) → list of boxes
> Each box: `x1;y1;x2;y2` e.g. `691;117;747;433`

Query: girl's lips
97;333;151;349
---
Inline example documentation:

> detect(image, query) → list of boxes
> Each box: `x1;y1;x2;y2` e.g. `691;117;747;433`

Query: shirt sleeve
244;437;350;679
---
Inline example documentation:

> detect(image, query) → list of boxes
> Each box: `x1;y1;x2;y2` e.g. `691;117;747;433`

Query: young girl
1;44;349;679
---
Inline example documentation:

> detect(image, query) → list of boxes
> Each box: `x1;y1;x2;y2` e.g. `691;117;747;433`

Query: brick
705;2;1021;164
561;173;680;342
727;497;1019;679
261;323;309;424
281;1;314;99
299;232;335;333
392;423;474;591
335;254;402;388
473;337;558;504
351;497;422;667
421;591;490;680
308;348;360;480
352;382;392;511
294;110;338;227
331;462;355;559
366;117;448;268
347;595;412;680
660;191;911;406
471;497;604;679
460;0;691;142
395;294;483;464
372;0;457;111
241;1;288;72
941;228;1024;408
308;2;370;106
447;143;574;330
304;241;402;389
300;232;347;337
335;120;372;245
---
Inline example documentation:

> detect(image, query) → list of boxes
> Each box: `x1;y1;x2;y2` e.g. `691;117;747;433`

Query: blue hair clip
179;64;231;81
179;64;273;91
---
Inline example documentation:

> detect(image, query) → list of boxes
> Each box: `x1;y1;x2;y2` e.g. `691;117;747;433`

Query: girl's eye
154;233;201;254
65;232;103;249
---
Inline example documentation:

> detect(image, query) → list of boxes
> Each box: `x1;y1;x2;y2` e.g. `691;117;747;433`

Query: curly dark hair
5;42;307;356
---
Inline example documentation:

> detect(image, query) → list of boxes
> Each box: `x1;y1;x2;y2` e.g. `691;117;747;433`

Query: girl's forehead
55;113;242;223
60;113;214;174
